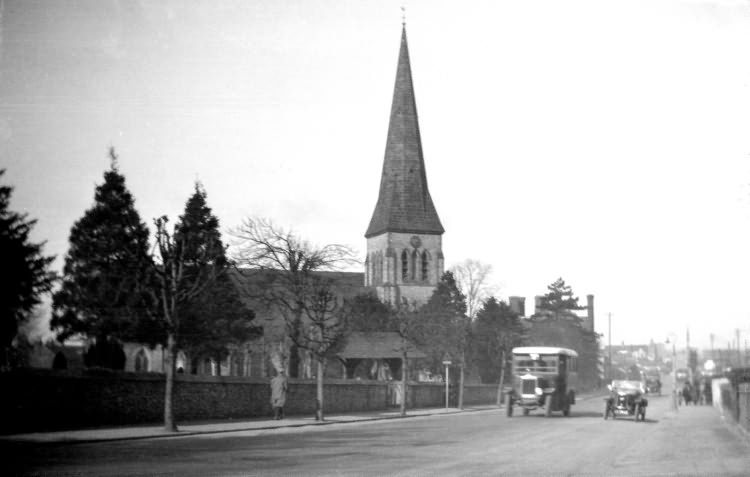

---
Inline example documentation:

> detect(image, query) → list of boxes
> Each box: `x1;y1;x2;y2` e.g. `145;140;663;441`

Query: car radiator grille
521;378;536;395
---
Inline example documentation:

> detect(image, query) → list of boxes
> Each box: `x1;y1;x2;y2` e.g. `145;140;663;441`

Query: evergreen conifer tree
472;297;526;384
0;170;56;368
175;183;260;371
51;149;152;367
415;271;470;406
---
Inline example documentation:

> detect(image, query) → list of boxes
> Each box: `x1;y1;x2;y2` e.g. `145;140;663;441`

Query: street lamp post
442;359;452;409
608;312;612;382
666;334;678;411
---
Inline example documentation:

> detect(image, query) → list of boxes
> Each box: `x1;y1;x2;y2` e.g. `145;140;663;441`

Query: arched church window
401;250;408;281
411;250;418;280
421;250;429;281
134;349;149;372
176;351;187;374
204;358;216;376
52;351;67;370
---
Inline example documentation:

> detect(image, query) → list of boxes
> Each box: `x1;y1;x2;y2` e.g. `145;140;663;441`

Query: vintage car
604;380;648;421
506;346;578;417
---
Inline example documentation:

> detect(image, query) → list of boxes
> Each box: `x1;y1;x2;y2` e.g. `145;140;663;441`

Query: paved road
5;392;749;476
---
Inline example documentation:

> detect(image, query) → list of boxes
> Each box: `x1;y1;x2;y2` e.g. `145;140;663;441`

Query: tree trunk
497;349;506;407
315;358;324;421
164;332;178;432
400;352;407;417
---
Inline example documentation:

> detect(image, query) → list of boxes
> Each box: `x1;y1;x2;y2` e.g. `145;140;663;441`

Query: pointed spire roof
365;25;444;239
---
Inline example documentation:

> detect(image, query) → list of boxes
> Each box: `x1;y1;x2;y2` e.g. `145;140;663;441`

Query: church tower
365;23;444;306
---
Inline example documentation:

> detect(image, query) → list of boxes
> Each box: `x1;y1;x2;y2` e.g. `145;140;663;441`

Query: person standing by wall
270;370;288;420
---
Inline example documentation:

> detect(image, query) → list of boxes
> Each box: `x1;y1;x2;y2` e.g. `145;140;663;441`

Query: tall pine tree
175;183;260;372
1;170;56;368
51;149;152;368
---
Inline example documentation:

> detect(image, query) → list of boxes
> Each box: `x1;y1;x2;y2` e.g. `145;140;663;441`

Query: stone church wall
0;369;496;434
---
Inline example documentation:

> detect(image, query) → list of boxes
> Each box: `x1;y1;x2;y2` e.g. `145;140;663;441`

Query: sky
1;0;749;351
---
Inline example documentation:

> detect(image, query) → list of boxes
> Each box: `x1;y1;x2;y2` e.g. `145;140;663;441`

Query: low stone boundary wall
0;369;496;434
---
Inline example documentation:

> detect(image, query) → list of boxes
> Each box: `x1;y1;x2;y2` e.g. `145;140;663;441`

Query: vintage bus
506;346;578;417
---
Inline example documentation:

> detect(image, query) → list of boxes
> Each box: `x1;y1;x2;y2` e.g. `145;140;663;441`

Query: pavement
0;404;502;445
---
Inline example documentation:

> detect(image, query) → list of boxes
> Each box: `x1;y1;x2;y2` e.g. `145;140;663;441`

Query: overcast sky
2;0;749;350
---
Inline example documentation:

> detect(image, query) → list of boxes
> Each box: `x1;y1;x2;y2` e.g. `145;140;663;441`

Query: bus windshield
514;354;558;373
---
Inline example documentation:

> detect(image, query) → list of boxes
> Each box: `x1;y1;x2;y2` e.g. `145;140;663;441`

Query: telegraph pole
608;313;612;382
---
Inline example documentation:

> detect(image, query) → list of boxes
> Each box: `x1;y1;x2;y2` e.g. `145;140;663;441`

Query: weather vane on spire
401;5;406;26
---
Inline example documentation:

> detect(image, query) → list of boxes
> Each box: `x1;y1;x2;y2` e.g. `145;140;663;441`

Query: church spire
365;24;444;239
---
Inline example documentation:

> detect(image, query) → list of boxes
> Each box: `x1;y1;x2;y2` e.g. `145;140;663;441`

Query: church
213;21;446;379
254;21;445;379
36;23;446;380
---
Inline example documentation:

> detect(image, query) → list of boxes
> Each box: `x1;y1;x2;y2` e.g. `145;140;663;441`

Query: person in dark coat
270;371;288;420
682;381;693;405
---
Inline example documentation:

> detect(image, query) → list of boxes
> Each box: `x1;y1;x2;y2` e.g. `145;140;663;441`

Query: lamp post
608;312;612;382
666;334;678;411
442;359;452;409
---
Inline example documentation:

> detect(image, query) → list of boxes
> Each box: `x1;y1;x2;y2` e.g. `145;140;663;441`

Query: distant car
644;368;661;395
604;380;648;421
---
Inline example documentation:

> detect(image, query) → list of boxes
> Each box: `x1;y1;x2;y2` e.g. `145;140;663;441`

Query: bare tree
230;217;358;378
149;216;222;432
295;275;348;421
450;259;498;320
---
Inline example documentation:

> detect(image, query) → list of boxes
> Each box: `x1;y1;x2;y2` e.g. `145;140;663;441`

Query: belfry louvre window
421;251;429;281
401;250;408;280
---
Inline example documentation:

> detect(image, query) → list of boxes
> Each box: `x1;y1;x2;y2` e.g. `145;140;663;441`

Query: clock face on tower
410;235;422;248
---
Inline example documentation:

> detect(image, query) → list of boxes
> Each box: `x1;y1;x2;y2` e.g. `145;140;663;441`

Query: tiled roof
365;25;444;238
230;268;365;310
338;331;426;359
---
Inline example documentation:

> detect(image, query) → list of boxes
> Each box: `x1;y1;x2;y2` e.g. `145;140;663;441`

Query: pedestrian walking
271;370;288;420
682;381;693;405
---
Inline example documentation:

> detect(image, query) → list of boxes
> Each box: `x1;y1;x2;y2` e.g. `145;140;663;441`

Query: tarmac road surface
4;391;749;476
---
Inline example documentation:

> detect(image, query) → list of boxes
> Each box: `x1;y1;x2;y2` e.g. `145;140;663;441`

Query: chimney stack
584;294;595;332
509;296;526;316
